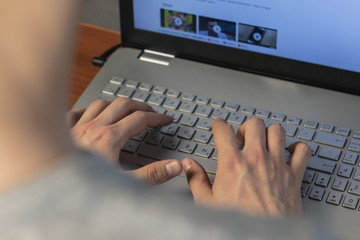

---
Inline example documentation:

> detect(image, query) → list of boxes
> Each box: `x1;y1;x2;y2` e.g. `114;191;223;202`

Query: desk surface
69;23;121;108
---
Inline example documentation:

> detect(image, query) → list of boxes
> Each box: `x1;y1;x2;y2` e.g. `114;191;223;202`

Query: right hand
182;118;311;218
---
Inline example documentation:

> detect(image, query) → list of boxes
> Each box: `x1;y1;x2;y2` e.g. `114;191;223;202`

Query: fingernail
165;161;181;177
183;158;193;173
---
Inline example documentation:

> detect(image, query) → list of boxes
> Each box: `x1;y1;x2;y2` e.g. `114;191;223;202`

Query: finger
182;158;212;202
266;124;286;161
66;108;86;128
95;98;154;126
76;100;110;125
288;142;312;183
238;118;267;151
212;118;240;166
130;160;182;185
114;111;173;141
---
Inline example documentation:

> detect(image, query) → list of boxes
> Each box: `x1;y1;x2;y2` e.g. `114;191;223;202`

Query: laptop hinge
139;49;175;66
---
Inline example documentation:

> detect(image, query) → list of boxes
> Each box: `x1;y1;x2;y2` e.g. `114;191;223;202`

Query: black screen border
120;0;360;96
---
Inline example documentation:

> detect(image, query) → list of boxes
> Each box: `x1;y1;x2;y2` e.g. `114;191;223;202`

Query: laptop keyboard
99;77;360;211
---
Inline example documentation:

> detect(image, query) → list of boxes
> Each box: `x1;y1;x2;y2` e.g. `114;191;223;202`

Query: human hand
69;98;182;185
182;118;311;218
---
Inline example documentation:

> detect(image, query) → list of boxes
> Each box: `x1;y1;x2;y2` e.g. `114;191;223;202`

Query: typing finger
182;158;212;203
288;142;312;184
238;118;267;151
94;98;154;126
266;124;286;162
130;159;182;185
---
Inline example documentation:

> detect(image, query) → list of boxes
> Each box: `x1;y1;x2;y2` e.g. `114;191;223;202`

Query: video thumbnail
199;17;236;41
238;23;278;49
161;9;197;33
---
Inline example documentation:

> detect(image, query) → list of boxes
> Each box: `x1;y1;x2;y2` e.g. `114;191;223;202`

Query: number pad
337;165;353;178
342;195;359;210
315;173;331;187
332;178;348;192
343;152;358;165
348;182;360;196
309;187;325;201
326;191;343;206
318;146;341;161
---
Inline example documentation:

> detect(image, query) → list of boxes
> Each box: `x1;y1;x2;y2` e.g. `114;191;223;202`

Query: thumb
130;160;182;185
182;158;212;203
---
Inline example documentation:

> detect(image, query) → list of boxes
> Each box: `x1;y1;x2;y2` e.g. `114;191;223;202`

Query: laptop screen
133;0;360;73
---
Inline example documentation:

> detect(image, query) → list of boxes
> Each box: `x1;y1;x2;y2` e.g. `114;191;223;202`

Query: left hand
67;98;183;185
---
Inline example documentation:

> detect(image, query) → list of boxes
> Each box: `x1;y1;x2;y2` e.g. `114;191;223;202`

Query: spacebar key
307;157;336;174
138;144;217;174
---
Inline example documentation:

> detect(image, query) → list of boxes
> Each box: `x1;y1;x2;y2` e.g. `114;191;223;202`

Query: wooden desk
69;23;121;108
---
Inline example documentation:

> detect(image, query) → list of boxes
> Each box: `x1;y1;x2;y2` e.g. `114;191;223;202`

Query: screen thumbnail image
238;23;278;49
161;9;197;33
199;17;236;41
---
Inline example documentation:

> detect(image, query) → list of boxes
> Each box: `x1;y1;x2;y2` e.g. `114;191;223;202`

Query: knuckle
89;99;108;109
113;96;130;106
146;166;163;184
132;110;148;119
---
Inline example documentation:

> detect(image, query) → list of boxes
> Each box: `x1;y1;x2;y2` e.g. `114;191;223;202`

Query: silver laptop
74;0;360;238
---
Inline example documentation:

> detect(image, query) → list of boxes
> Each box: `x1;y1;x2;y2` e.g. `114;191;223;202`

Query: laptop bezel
119;0;360;95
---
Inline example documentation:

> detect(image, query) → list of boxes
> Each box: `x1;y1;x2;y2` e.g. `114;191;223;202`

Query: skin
0;0;311;217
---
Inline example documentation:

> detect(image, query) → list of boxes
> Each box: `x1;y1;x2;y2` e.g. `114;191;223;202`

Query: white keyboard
100;76;360;211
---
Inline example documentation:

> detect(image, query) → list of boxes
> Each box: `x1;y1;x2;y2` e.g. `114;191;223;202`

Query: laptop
74;0;360;238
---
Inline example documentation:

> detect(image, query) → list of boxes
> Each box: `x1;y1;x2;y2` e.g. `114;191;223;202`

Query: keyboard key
180;114;198;127
161;137;180;150
285;138;297;149
195;144;214;158
342;195;358;210
256;109;271;119
297;128;315;141
332;177;348;192
344;152;360;165
98;94;116;102
145;132;164;146
117;88;135;98
228;112;246;125
178;140;197;154
166;89;181;98
122;140;141;154
282;123;298;137
102;83;120;95
147;94;165;106
348;139;360;153
315;173;331;187
163;98;181;110
305;142;319;156
264;120;280;128
225;102;240;112
179;101;197;113
165;110;182;123
210;136;216;146
152;86;167;95
212;149;218;160
210;99;225;108
195;105;213;118
336;127;350;137
196;118;213;131
319;123;334;133
242;106;256;115
151;106;166;115
308;157;336;174
125;80;139;88
348;182;360;196
326;191;343;206
211;109;230;120
301;183;310;197
303;170;316;183
131;131;148;142
338;165;353;178
287;116;302;125
309;187;325;201
318;146;342;161
314;132;347;149
132;91;150;102
194;130;213;144
271;113;286;122
161;124;179;136
304;120;318;129
138;82;153;92
353;169;360;181
138;144;217;174
177;126;196;140
110;76;125;85
353;131;360;139
182;93;196;101
196;96;210;105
